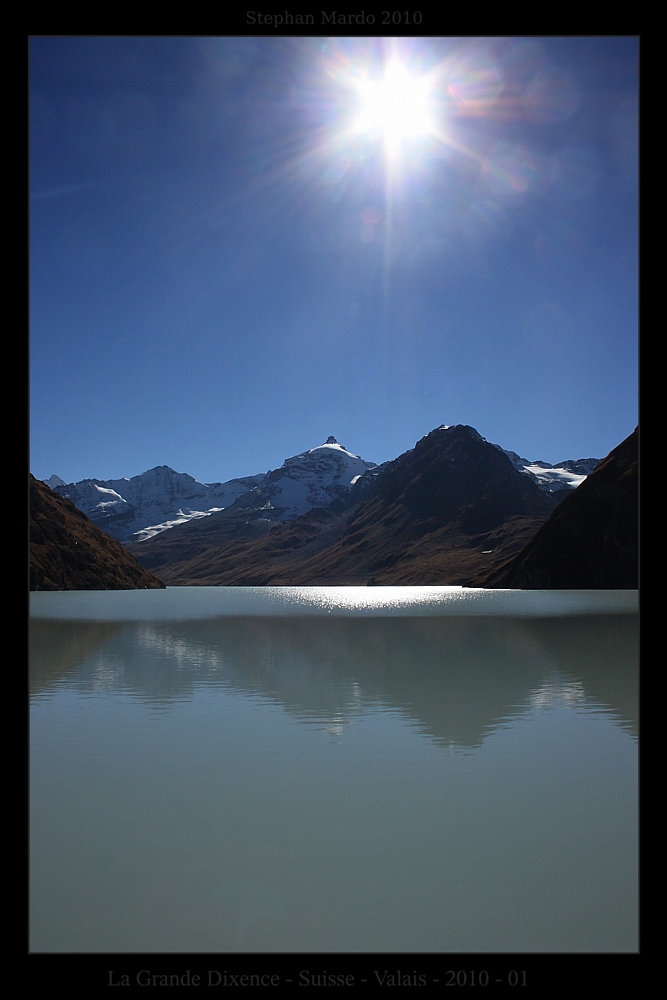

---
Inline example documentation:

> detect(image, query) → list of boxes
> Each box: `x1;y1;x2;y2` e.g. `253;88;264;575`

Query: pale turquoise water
30;589;638;952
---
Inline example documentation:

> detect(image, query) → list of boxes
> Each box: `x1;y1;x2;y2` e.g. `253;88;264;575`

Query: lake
30;587;638;953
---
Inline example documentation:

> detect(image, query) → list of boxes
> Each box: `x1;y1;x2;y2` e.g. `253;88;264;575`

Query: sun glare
353;60;434;156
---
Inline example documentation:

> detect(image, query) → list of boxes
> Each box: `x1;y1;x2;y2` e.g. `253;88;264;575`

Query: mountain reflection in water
30;614;637;748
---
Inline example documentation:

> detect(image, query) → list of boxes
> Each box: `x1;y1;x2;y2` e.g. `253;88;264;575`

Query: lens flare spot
360;207;382;225
482;143;537;196
524;69;581;122
446;52;504;115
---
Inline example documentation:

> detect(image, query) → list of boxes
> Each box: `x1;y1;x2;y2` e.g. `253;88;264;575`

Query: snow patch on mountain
133;508;227;542
496;447;599;494
522;463;586;491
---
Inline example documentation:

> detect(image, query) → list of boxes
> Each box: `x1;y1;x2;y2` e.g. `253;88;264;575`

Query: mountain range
123;425;581;586
46;434;596;546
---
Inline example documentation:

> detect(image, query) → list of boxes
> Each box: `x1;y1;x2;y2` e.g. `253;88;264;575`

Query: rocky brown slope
475;428;638;589
30;475;166;591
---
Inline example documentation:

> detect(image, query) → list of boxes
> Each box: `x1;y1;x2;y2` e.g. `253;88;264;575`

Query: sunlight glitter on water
30;586;638;620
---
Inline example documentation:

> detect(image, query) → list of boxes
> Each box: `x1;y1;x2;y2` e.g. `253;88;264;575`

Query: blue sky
30;36;638;484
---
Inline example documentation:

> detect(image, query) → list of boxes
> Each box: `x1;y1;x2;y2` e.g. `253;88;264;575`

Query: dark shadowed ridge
30;475;166;591
475;428;638;589
130;424;558;585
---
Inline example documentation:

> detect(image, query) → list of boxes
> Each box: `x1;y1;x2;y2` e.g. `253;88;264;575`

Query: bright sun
353;60;434;157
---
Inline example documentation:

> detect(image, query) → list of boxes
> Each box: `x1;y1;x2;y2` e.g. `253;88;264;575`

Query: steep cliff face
477;428;638;589
30;475;166;591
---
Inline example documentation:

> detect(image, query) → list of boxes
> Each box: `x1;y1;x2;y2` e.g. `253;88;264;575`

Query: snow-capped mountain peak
247;437;377;521
308;435;357;457
307;436;363;460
